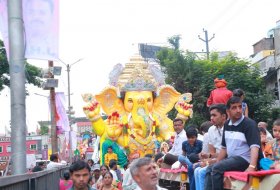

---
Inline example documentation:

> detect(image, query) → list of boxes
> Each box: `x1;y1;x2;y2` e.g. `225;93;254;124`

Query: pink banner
0;0;59;61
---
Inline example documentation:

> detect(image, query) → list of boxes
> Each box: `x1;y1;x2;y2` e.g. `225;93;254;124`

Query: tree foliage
157;39;275;126
0;40;42;92
40;125;49;135
167;35;181;50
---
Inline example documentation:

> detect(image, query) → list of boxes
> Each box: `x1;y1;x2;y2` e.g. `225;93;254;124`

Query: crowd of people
154;88;280;190
34;85;279;190
56;155;163;190
55;96;280;190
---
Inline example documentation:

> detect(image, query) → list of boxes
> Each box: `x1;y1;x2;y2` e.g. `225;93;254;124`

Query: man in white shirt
168;118;187;156
157;118;187;166
109;159;118;180
194;104;226;190
122;153;140;190
46;154;66;170
200;121;212;153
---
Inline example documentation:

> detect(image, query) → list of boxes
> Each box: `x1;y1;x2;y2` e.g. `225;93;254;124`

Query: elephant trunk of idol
131;107;152;138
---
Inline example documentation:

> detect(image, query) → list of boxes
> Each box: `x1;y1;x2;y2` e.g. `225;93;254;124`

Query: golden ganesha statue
82;55;193;166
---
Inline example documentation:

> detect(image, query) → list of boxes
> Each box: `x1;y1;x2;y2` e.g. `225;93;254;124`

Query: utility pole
49;60;58;154
198;29;215;60
60;58;83;162
66;63;73;163
8;0;27;175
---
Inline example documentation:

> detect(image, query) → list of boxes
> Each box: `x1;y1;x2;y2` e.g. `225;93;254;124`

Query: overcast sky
0;0;280;133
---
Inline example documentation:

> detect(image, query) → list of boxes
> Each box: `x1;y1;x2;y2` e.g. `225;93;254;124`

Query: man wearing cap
91;164;101;189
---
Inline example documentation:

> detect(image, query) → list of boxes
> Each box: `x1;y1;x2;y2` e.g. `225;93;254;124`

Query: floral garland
121;115;160;146
106;111;161;146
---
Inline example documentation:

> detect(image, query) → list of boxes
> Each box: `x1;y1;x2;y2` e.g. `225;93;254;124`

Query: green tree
0;40;42;91
167;35;181;50
157;47;207;125
157;38;275;126
40;125;49;135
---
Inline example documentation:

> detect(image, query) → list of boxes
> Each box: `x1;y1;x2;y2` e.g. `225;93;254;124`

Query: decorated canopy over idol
82;55;193;166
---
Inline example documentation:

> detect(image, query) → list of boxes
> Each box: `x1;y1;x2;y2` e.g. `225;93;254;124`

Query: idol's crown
109;54;165;92
121;77;156;91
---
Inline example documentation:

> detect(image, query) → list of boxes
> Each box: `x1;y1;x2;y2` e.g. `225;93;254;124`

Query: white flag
55;92;70;132
0;0;59;61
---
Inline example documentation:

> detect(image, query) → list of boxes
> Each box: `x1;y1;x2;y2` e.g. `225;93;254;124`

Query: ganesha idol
82;55;193;166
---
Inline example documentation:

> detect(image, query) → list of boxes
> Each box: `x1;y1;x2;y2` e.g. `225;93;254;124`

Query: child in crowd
104;146;118;167
260;119;280;170
270;119;280;169
259;127;273;159
189;124;204;141
233;88;248;117
178;127;203;190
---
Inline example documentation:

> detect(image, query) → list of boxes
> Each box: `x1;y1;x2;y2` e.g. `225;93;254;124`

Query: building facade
250;21;280;107
0;135;49;163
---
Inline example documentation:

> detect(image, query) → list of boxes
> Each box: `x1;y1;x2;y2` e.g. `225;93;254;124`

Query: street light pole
67;64;71;113
8;0;26;175
60;58;83;109
59;58;83;162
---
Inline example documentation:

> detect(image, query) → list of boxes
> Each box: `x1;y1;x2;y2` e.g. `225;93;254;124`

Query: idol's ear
95;86;125;115
153;85;181;115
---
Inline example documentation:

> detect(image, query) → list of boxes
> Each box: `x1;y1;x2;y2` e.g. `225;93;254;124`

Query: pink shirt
59;179;73;190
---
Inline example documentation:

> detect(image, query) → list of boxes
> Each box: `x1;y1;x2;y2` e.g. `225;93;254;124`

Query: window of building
30;144;37;150
0;146;3;153
6;145;11;153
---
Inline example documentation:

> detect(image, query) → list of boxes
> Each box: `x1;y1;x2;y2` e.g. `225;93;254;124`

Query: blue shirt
182;139;203;156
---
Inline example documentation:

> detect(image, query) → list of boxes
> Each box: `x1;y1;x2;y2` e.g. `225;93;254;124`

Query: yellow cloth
104;152;118;166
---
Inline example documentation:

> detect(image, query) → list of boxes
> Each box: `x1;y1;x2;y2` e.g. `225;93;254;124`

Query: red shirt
207;87;233;107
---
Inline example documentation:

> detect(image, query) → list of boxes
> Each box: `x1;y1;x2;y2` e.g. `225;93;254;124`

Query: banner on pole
0;0;59;61
55;92;70;133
